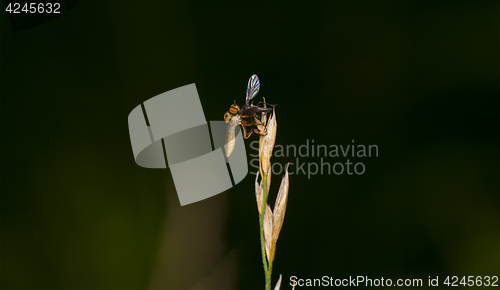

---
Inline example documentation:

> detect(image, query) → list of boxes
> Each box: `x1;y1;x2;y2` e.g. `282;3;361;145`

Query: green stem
268;257;273;289
260;173;271;290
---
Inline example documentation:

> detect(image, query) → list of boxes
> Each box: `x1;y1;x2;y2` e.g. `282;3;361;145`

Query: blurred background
1;1;498;289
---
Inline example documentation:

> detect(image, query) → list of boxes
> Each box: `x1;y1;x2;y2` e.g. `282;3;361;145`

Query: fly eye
231;103;240;111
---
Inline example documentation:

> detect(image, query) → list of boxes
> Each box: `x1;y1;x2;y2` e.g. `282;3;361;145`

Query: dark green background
1;1;498;289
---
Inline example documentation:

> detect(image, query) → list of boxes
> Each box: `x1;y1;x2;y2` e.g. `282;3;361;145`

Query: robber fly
224;74;273;157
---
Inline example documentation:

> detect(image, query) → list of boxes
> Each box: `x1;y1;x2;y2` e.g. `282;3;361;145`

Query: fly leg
241;116;268;138
252;116;268;136
241;124;260;139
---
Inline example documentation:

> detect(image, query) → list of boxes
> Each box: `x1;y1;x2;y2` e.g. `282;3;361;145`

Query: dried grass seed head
260;107;277;175
263;204;273;263
272;164;290;247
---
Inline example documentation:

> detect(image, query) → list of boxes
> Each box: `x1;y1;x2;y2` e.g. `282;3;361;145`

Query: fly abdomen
225;117;240;157
226;125;236;157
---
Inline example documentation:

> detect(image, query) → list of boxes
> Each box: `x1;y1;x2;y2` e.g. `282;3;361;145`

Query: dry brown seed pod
274;274;282;290
255;167;272;215
263;204;273;262
260;107;277;175
264;166;271;193
255;171;263;215
272;164;290;248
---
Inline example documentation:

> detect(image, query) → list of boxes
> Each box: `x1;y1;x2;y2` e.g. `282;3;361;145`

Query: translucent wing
245;74;260;104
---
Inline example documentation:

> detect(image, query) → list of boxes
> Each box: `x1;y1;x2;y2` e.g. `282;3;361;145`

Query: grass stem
260;173;271;290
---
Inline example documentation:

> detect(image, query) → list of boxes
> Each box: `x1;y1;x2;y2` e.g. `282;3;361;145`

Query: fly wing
245;74;260;104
